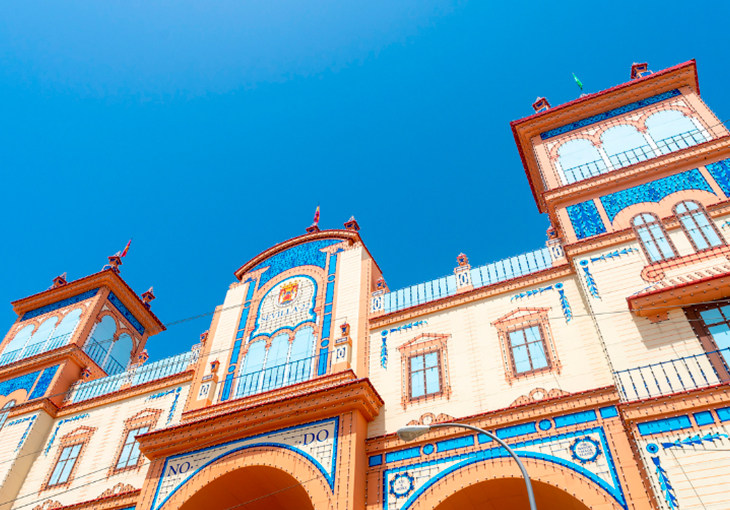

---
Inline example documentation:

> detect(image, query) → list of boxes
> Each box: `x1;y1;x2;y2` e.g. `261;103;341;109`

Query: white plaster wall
209;282;248;404
333;246;365;376
14;382;190;510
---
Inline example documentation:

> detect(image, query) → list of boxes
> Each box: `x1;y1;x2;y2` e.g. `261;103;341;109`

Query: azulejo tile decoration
579;260;600;298
706;158;730;197
511;283;572;322
28;365;59;400
599;169;714;223
21;289;99;321
45;413;90;455
661;432;729;450
540;89;681;140
567;200;607;240
650;456;677;510
108;292;146;335
15;415;37;452
251;239;341;288
590;248;638;263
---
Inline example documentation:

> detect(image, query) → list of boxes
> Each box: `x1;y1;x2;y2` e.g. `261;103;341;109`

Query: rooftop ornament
457;253;469;267
141;287;156;308
52;272;68;288
631;62;653;80
103;253;123;274
532;97;550;113
344;216;360;231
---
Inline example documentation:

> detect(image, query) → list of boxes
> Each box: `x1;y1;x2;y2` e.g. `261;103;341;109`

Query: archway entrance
432;478;591;510
177;466;314;510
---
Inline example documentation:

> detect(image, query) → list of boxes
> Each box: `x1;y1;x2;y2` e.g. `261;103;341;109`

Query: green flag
573;73;584;91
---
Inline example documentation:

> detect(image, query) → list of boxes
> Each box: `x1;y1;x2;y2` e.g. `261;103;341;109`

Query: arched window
646;110;706;155
674;201;725;251
105;333;134;375
84;316;117;369
632;213;676;263
1;325;35;364
50;309;83;348
601;125;655;169
288;327;315;385
0;400;16;431
24;317;59;357
237;341;266;398
557;139;607;184
261;333;290;392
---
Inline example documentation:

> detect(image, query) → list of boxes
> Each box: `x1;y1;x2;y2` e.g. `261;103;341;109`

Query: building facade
1;59;730;510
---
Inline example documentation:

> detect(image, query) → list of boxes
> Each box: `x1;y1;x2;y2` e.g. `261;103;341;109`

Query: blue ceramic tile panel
369;454;383;467
22;289;99;321
554;410;597;428
637;415;692;436
599;406;619;419
28;365;59;400
693;411;714;427
706;158;730;197
477;433;493;444
251;239;341;288
0;370;42;397
715;407;730;422
496;422;536;439
108;292;145;335
385;446;421;463
540;89;681;140
436;435;475;453
599;169;714;223
567;200;606;240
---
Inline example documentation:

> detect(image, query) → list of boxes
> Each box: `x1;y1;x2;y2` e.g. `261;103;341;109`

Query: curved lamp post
397;423;537;510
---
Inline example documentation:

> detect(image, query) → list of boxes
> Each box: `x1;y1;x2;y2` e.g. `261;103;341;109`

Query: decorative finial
306;224;321;233
210;360;220;374
81;367;92;379
200;330;209;343
141;287;155;307
457;253;469;267
532;97;550;113
376;277;387;291
546;225;559;240
137;349;149;365
344;216;360;231
52;272;68;288
631;62;652;80
103;253;123;274
340;323;350;337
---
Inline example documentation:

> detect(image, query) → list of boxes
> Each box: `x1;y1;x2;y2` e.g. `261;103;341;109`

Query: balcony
65;350;197;404
614;347;730;402
226;350;333;401
0;332;72;367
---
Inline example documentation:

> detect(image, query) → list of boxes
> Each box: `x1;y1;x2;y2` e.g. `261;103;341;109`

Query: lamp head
396;425;431;442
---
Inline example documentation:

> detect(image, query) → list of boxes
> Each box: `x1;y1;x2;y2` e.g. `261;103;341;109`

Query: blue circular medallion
389;473;415;499
555;282;564;290
381;330;388;337
423;444;435;455
579;260;588;267
538;419;552;431
321;339;330;347
646;443;659;454
570;437;602;464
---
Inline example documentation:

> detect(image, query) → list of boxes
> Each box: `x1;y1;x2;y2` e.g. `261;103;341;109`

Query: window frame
110;409;162;476
673;200;725;253
631;212;677;263
505;323;553;376
407;350;443;401
684;303;730;384
397;334;451;409
42;426;95;492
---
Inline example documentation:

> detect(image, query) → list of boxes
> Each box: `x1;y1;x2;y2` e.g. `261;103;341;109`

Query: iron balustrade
655;129;706;154
614;347;730;402
82;340;127;376
66;350;197;404
381;248;552;314
0;332;73;367
563;159;609;184
229;350;333;400
609;144;655;169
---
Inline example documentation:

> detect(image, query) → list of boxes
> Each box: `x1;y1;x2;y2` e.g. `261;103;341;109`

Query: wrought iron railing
614;347;730;402
655;129;706;154
563;159;609;184
66;350;197;404
380;248;553;314
82;340;127;376
609;144;655;169
0;332;73;367
228;350;333;400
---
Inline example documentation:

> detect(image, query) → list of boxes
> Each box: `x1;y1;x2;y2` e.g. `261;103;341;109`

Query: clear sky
1;0;729;360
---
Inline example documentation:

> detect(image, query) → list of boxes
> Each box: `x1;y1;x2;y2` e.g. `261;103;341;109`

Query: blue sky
1;0;729;360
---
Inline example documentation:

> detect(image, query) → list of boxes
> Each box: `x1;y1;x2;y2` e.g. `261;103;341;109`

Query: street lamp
397;423;537;510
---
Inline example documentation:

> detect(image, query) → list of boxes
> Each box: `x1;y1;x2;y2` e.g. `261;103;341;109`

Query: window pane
512;345;530;373
425;367;440;394
700;309;724;325
411;371;425;398
509;330;526;347
410;355;424;372
680;216;709;250
638;227;662;262
694;213;723;247
117;443;134;468
424;352;438;368
708;324;730;351
524;326;541;343
528;341;548;369
647;223;675;259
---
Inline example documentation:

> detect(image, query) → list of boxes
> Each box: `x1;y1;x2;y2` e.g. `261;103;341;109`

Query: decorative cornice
511;60;699;213
35;489;140;510
11;271;165;336
619;383;730;422
0;344;103;382
369;265;573;328
137;371;383;459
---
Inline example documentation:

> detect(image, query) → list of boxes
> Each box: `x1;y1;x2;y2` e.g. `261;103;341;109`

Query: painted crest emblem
278;281;299;306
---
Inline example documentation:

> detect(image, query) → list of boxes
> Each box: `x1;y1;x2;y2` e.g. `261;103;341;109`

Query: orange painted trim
0;344;103;382
137;372;383;459
619;382;730;421
10;270;165;335
233;229;385;282
32;489;140;510
369;265;573;328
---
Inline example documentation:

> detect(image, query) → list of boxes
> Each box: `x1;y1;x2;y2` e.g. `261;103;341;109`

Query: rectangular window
409;351;441;398
508;325;549;374
48;443;82;487
116;426;150;470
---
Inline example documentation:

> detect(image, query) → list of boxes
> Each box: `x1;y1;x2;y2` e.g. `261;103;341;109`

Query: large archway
432;478;591;510
178;466;313;510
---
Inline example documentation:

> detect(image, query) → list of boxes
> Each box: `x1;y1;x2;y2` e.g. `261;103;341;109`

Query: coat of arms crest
278;281;299;305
